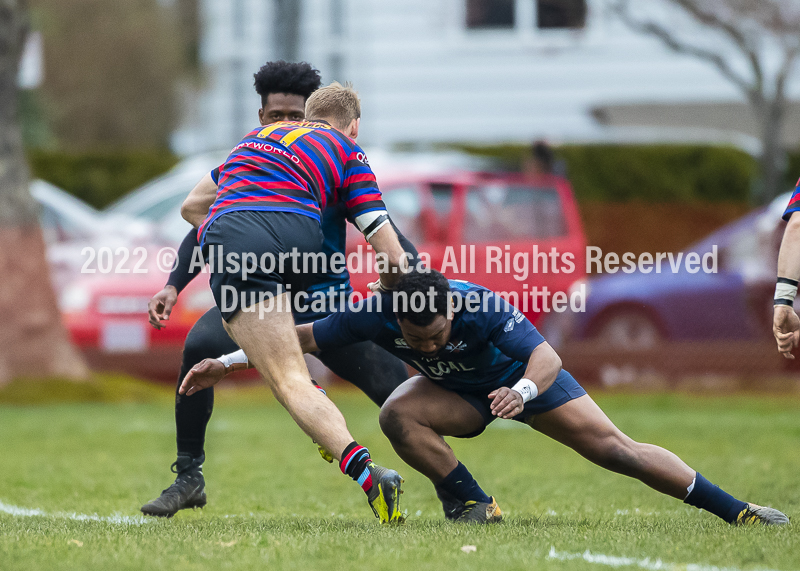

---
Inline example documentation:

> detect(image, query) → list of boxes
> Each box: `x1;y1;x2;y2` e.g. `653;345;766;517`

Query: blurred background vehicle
346;169;587;326
544;193;788;349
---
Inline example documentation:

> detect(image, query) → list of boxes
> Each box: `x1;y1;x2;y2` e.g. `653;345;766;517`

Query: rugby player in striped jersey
143;80;409;524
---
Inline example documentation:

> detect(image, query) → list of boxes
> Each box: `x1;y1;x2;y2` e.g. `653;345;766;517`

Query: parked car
33;180;153;290
346;169;587;325
542;193;789;349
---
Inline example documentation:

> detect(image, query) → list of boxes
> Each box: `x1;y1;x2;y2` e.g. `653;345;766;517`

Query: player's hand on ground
179;359;226;396
488;387;524;419
148;286;178;329
773;305;800;359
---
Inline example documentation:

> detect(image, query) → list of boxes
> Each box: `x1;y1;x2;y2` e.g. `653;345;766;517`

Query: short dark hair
253;61;322;107
394;269;451;326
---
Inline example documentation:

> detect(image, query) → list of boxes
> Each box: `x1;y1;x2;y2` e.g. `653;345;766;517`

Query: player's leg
224;296;357;454
530;391;789;525
175;306;238;459
379;376;502;523
316;341;408;406
141;306;238;517
223;295;403;523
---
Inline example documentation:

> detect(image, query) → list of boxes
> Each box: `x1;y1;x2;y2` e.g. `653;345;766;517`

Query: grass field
1;381;799;571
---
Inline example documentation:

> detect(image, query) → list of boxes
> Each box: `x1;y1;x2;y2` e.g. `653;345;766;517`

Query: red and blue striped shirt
783;178;800;221
198;120;385;245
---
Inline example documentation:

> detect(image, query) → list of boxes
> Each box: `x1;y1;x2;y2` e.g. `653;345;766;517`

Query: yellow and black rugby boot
456;496;503;524
735;503;790;526
365;462;404;524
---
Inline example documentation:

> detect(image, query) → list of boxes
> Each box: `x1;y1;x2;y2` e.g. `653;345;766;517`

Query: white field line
547;547;782;571
0;500;152;525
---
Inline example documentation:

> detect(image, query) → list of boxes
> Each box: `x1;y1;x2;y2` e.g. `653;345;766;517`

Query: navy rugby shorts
455;369;586;438
203;210;324;321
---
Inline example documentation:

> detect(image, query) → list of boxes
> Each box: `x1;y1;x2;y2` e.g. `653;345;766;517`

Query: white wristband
510;378;539;403
218;349;248;369
775;282;798;303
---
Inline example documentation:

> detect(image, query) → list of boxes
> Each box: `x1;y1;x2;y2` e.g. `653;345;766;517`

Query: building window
466;0;515;29
536;0;586;29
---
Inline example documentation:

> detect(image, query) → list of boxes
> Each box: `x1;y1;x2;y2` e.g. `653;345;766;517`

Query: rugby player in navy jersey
184;270;790;526
141;72;414;524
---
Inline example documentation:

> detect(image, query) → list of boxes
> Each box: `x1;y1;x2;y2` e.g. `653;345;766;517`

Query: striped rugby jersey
198;120;385;246
782;178;800;221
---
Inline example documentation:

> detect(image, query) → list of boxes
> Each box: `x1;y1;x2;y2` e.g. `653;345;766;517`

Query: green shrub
27;149;179;209
450;143;760;203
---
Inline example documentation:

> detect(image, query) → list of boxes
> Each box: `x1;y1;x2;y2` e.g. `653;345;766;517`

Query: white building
172;0;800;156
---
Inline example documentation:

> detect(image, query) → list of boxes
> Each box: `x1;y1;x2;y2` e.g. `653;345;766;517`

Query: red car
346;170;587;325
59;169;586;378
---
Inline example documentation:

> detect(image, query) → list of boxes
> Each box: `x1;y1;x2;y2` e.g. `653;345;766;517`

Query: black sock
436;462;491;504
684;472;747;523
339;442;373;494
175;379;213;459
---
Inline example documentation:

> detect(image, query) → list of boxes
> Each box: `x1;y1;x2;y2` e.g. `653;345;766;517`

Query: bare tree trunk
0;0;88;383
753;98;787;205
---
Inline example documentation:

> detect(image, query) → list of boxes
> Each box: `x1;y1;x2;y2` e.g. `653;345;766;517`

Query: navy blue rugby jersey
312;280;546;393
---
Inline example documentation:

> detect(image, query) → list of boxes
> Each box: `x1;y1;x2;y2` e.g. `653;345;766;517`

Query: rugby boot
436;486;466;521
735;503;790;526
365;462;405;524
456;496;503;524
141;454;207;517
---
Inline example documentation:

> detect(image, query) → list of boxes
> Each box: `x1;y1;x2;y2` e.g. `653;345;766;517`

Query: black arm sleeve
165;229;203;294
389;217;422;269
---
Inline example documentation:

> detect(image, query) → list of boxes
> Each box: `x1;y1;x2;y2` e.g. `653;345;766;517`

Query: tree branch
611;0;756;98
671;0;764;95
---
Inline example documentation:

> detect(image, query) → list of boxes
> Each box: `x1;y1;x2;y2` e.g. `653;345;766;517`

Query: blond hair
305;81;361;130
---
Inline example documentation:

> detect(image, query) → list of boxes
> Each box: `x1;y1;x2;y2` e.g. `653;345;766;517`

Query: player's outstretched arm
774;214;800;358
179;326;322;395
181;172;219;228
489;342;562;419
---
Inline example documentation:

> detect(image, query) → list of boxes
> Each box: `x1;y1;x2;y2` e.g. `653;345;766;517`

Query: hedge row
27;149;179;209
452;143;776;203
26;144;797;210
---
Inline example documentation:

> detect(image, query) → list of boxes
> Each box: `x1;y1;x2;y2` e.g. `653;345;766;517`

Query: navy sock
339;442;373;494
684;472;747;523
436;462;491;504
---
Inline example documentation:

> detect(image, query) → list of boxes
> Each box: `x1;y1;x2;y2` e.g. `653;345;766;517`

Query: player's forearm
165;229;203;294
181;173;218;228
521;342;562;395
777;216;800;281
367;223;408;289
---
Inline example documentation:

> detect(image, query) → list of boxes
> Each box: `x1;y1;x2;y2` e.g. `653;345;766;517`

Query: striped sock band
340;442;373;494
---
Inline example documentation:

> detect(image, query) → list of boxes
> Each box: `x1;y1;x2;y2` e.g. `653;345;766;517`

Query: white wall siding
173;0;800;154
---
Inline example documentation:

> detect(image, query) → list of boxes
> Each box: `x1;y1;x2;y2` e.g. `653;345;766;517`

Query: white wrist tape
510;378;539;403
218;349;248;370
775;280;798;304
